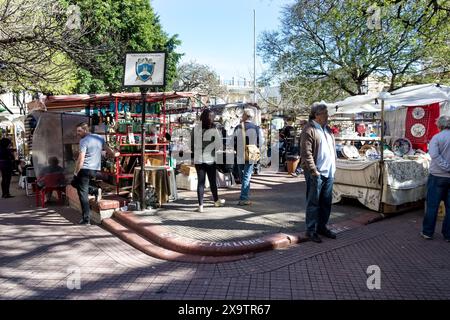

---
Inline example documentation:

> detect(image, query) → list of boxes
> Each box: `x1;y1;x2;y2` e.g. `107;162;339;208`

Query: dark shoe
306;232;322;243
2;194;14;198
444;238;450;242
78;219;90;225
317;228;337;239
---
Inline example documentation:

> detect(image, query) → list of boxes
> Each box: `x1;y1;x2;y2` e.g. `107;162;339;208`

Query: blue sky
151;0;293;81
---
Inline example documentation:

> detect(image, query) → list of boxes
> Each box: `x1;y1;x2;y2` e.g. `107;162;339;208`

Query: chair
35;173;66;207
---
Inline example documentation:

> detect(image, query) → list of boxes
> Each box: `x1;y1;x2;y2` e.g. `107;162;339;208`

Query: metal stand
140;87;148;211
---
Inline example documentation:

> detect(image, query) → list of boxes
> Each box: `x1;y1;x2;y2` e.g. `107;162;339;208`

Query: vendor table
132;166;176;207
332;158;429;211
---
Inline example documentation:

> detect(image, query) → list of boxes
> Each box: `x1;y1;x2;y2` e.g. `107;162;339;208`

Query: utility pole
253;9;256;104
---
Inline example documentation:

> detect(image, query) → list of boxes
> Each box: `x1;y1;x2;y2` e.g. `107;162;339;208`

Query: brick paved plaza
1;173;449;300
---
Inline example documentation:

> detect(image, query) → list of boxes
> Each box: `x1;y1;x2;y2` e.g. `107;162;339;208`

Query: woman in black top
0;138;15;198
191;109;225;212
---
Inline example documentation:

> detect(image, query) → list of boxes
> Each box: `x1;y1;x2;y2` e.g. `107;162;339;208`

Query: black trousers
76;169;97;222
195;163;218;206
0;166;12;196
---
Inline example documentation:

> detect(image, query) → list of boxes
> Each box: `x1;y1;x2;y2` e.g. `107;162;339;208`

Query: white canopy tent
324;84;450;213
325;84;450;115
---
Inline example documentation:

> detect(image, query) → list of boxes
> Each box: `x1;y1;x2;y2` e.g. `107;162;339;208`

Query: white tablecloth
332;158;429;211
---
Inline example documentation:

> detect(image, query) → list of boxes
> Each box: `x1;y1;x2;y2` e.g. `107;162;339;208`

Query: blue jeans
304;171;334;233
238;164;254;201
422;174;450;239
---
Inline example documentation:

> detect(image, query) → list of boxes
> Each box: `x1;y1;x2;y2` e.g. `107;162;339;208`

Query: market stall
27;92;197;208
325;84;450;213
210;103;266;175
170;102;267;190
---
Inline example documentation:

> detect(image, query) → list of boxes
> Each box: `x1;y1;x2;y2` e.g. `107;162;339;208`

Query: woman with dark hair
0;138;15;198
191;109;225;212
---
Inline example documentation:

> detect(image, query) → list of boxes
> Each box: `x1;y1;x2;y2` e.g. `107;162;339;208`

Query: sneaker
420;232;432;240
214;199;225;207
196;205;204;213
238;200;252;206
78;219;91;225
444;238;450;242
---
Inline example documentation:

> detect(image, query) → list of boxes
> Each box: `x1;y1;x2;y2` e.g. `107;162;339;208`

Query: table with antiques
332;155;430;212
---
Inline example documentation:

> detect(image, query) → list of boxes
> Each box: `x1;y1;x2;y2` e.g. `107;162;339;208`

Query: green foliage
258;0;450;105
69;0;182;94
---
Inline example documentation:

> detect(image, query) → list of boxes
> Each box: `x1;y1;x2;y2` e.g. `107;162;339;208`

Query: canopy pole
378;98;385;213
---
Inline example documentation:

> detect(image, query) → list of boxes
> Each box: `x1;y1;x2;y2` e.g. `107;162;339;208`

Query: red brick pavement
1;178;450;300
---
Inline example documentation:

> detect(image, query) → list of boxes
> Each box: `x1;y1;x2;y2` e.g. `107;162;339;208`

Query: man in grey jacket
300;103;337;243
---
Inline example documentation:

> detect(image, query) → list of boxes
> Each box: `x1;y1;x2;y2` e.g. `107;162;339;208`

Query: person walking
191;109;225;213
234;108;261;206
74;123;118;225
300;103;337;243
421;115;450;242
0;138;15;198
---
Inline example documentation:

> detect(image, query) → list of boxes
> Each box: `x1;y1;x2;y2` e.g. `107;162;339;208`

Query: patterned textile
384;158;430;190
333;158;429;211
405;103;440;151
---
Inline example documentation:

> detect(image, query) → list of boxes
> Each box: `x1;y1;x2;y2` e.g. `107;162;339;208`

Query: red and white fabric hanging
404;103;440;152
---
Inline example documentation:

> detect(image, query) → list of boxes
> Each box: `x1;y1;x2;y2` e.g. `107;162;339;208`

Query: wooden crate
382;200;425;214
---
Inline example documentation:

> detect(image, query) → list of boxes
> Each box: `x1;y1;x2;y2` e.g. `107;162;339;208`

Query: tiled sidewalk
1;176;450;299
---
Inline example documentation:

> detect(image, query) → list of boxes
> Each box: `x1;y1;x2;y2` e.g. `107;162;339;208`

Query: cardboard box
145;156;164;167
180;164;196;176
176;173;209;191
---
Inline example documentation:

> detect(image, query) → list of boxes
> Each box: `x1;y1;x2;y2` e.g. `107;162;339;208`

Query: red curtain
405;103;440;152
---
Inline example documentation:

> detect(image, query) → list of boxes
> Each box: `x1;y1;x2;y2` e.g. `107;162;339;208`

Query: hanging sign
123;52;167;87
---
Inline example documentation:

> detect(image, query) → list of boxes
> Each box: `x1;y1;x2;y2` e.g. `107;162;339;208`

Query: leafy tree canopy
0;0;182;94
258;0;450;107
70;0;181;93
0;0;98;94
69;0;182;94
171;61;226;98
